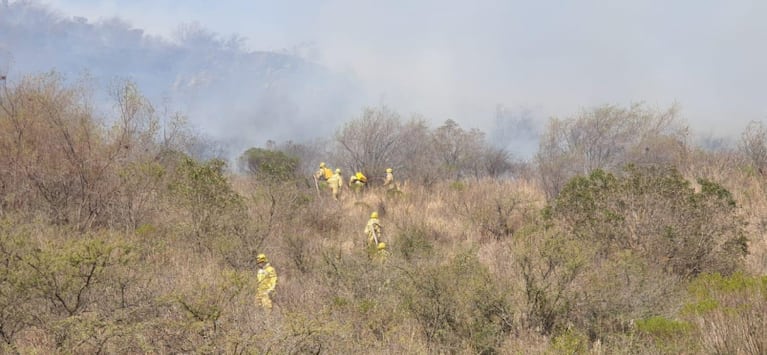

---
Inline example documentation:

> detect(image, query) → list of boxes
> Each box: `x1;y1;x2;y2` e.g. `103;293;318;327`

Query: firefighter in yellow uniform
364;211;382;247
374;242;391;264
326;168;343;200
349;171;368;198
383;168;396;191
314;162;333;189
256;253;277;310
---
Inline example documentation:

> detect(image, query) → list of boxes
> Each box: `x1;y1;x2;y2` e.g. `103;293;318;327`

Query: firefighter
327;168;343;200
374;242;391;264
256;253;278;310
349;171;368;197
364;211;382;247
383;168;396;191
314;162;333;184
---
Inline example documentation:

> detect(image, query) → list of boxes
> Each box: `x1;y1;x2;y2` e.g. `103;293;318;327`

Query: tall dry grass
6;164;767;353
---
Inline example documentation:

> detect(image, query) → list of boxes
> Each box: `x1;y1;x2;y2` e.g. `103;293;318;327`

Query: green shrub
550;328;589;354
397;251;514;353
635;316;692;338
394;224;434;262
239;147;300;182
551;165;747;278
633;316;695;354
682;273;767;354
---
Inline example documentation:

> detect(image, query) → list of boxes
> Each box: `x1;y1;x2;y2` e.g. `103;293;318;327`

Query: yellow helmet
319;162;326;168
386;168;393;173
256;253;268;263
356;172;363;178
377;242;386;250
335;168;341;173
370;211;378;219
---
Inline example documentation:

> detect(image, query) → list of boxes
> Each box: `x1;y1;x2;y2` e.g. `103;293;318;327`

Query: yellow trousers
330;185;340;200
257;291;272;309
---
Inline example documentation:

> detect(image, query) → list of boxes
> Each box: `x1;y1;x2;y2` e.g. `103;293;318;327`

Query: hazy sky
35;0;767;138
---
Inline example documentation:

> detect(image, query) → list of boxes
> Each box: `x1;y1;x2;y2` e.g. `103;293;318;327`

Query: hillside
1;72;766;353
0;1;362;156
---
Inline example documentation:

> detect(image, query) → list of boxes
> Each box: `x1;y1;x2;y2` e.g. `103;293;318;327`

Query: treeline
241;106;520;189
1;73;766;353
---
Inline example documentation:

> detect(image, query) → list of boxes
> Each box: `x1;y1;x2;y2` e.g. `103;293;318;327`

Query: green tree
240;147;300;183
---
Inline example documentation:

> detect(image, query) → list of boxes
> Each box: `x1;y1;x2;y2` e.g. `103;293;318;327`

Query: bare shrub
335;106;405;180
333;108;515;191
449;178;541;241
0;75;183;230
740;120;767;176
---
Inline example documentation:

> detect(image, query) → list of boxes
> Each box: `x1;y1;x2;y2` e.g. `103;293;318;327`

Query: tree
239;147;299;183
431;119;485;180
740;120;767;176
396;118;438;186
536;103;687;199
335;106;403;179
431;119;514;181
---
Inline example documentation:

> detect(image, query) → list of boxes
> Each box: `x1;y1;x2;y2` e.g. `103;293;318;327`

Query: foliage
432;119;488;180
168;157;247;252
515;164;748;347
450;179;536;240
239;147;300;182
550;328;589;354
551;165;746;278
0;74;192;231
393;222;434;262
682;272;767;354
515;225;590;335
635;316;692;339
397;251;514;353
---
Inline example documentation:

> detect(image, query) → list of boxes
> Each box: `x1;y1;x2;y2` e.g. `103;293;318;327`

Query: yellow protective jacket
327;172;343;189
350;172;367;186
315;167;333;181
374;248;391;264
383;172;394;188
257;264;277;293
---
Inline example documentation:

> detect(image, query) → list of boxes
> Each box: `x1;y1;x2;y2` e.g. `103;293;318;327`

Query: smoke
1;1;366;162
4;0;767;159
309;1;767;139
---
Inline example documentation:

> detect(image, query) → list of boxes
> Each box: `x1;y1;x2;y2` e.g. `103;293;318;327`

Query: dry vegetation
1;73;766;354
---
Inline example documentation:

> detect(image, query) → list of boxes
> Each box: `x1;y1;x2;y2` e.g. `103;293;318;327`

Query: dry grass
2;160;765;353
